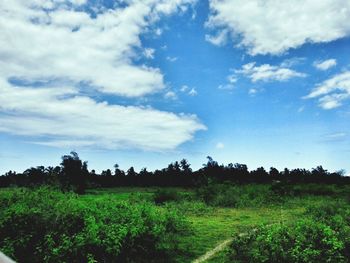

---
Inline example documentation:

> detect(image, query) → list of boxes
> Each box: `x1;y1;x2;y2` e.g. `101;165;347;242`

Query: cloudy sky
1;0;350;174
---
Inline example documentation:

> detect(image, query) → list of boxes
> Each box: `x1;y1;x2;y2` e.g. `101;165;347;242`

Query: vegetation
0;152;349;262
1;154;348;192
0;188;189;262
229;200;350;263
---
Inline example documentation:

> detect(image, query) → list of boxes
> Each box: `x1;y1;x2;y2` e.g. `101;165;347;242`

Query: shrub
305;201;350;260
153;189;180;204
196;184;278;208
0;187;189;262
229;220;346;263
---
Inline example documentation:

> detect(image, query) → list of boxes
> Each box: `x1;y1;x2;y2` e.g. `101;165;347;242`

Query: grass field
83;187;339;262
1;185;349;262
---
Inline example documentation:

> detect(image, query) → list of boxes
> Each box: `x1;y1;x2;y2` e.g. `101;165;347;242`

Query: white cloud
166;56;178;62
180;85;197;96
0;0;195;97
304;71;350;109
297;106;305;113
248;88;258;95
227;74;237;84
218;84;234;90
188;88;198;96
0;80;205;150
205;29;229;46
206;0;350;55
323;132;347;140
180;85;189;92
143;48;155;59
313;59;337;71
281;57;306;68
236;62;306;82
155;28;163;36
216;142;225;149
0;0;205;150
218;73;237;91
164;91;177;100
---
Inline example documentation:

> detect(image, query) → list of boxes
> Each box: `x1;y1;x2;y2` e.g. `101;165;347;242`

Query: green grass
1;185;347;262
84;187;335;262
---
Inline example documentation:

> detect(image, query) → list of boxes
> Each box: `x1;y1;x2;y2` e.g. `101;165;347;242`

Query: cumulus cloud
0;80;205;150
281;57;306;68
0;0;196;97
205;29;229;46
0;0;205;150
313;59;337;71
304;71;350;109
236;62;306;82
143;48;155;59
206;0;350;55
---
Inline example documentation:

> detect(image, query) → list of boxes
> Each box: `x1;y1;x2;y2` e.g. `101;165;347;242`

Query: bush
196;184;278;207
0;187;190;262
229;220;346;263
305;201;350;260
153;189;180;204
229;201;350;262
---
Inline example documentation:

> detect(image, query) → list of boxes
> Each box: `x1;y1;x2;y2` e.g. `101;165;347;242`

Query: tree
269;167;280;178
60;151;87;194
114;163;123;177
180;159;192;173
127;167;136;177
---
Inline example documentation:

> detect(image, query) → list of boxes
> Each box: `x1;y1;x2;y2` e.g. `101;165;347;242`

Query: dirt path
192;237;233;263
0;252;16;263
192;226;269;263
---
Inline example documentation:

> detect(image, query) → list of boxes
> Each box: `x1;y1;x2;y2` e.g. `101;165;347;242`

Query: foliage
0;187;190;263
196;183;278;207
229;201;350;263
153;188;180;204
1;153;349;189
60;151;88;194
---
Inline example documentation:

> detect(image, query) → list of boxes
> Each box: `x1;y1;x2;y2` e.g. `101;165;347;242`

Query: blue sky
1;0;350;174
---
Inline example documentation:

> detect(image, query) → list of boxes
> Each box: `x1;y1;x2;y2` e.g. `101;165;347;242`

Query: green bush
229;220;346;263
0;188;189;262
153;189;180;204
229;201;350;262
305;201;350;259
196;184;278;207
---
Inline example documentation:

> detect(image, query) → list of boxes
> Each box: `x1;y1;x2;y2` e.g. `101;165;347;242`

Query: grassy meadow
1;183;349;262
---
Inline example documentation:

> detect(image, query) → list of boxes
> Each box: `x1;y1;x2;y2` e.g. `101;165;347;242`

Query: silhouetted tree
180;159;192;173
127;167;136;177
1;155;349;188
60;151;87;194
269;167;280;178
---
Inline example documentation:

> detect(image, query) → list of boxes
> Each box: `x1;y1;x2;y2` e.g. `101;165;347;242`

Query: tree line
0;152;348;193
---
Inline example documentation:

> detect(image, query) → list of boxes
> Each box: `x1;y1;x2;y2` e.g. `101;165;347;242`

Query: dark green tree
60;151;87;194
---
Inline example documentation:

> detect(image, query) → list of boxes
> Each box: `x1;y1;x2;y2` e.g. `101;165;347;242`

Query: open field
1;185;349;262
83;187;341;262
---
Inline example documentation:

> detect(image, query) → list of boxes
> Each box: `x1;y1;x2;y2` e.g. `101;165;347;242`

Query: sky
1;0;350;174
